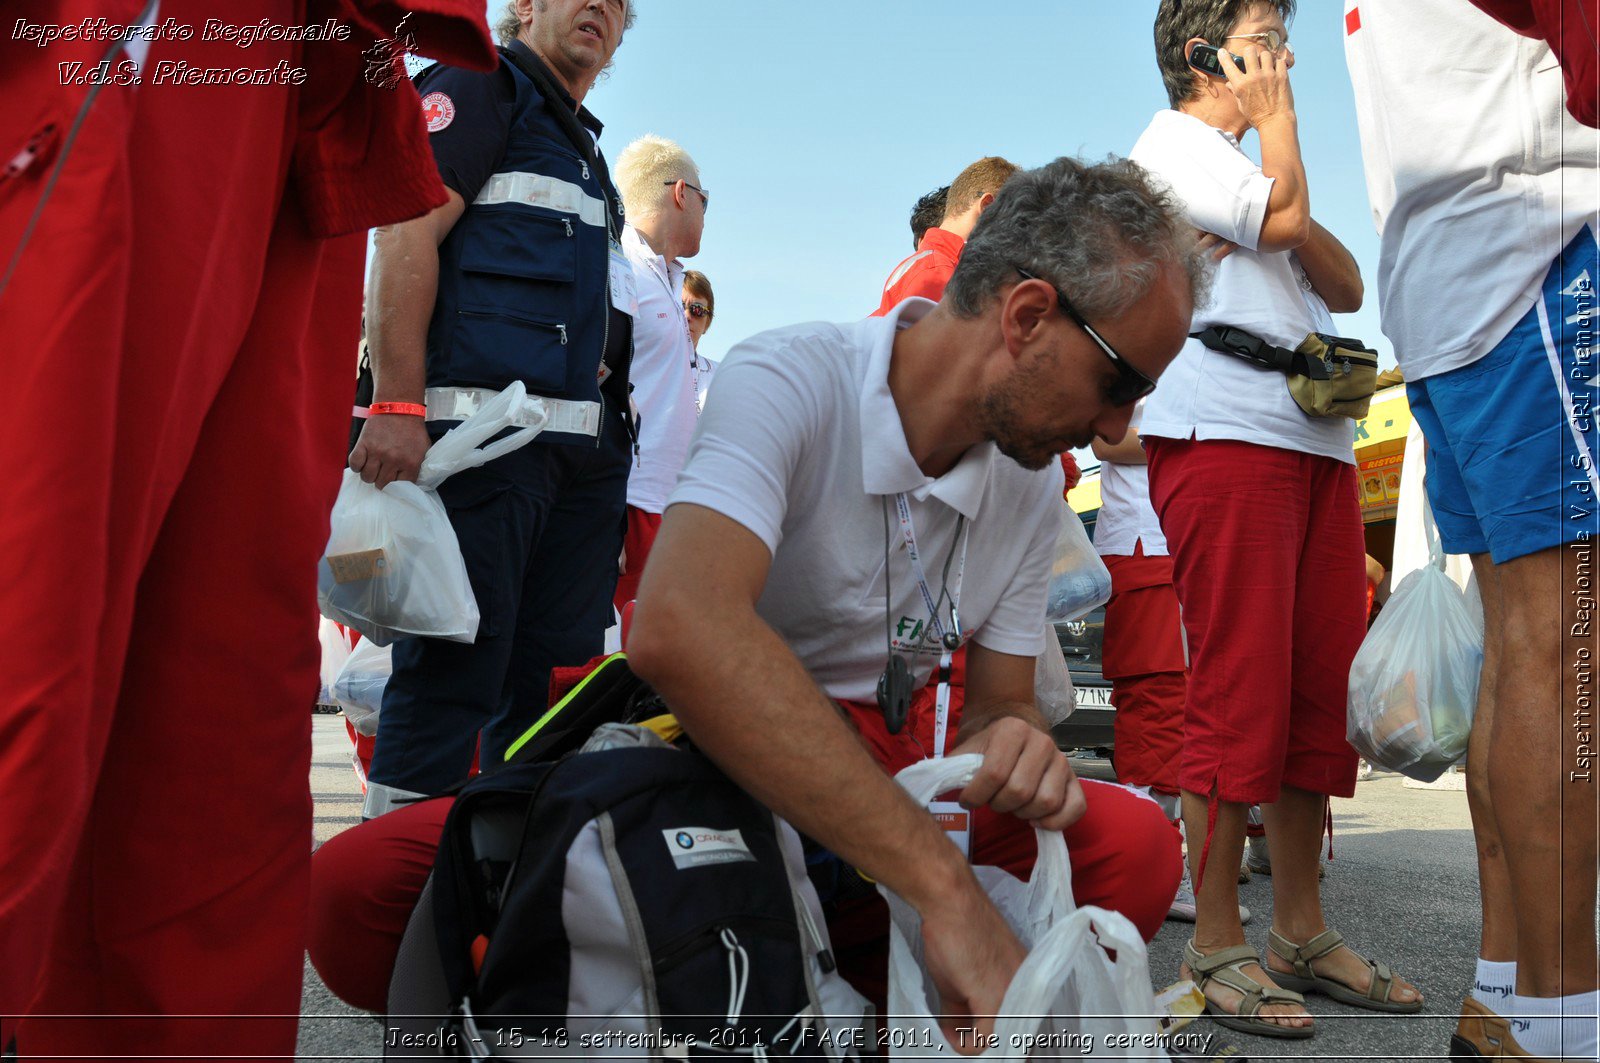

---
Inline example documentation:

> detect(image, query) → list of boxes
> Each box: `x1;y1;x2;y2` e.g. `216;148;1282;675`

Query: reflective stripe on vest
361;780;427;820
425;386;602;438
473;171;608;227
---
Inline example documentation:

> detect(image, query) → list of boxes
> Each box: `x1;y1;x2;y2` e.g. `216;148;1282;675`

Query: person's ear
1183;37;1221;97
975;191;997;215
999;278;1054;362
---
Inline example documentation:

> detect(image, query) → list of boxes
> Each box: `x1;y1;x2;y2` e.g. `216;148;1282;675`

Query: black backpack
417;741;871;1058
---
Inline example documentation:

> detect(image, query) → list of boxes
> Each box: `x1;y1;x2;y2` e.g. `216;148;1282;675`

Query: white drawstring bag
318;383;546;646
1045;505;1113;622
1347;534;1484;782
883;755;1161;1059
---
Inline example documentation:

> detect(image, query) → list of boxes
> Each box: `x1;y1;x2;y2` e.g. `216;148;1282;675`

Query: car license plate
1075;686;1114;709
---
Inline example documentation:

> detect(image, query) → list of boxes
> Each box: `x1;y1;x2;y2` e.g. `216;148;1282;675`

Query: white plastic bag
883;756;1161;1059
331;637;393;737
1347;537;1484;782
1035;628;1077;725
317;382;546;646
317;617;354;704
1045;505;1112;622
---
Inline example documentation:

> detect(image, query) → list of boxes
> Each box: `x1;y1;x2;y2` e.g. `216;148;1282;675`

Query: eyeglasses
683;300;711;320
665;179;709;210
1015;268;1157;407
1224;29;1291;53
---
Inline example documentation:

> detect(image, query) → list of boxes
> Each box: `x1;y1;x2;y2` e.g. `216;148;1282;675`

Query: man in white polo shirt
1347;3;1600;1058
628;157;1204;1026
611;134;708;610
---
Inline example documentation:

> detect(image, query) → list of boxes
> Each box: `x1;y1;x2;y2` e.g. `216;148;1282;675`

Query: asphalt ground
298;715;1478;1062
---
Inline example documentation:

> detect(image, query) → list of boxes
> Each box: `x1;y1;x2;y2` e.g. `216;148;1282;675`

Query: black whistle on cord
877;655;913;734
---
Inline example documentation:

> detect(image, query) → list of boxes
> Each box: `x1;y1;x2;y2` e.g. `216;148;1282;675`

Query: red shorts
1101;544;1187;794
1146;438;1365;804
309;690;1181;1015
612;506;663;612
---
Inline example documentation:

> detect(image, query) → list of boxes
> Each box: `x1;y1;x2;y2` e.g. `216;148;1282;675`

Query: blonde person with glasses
611;135;710;612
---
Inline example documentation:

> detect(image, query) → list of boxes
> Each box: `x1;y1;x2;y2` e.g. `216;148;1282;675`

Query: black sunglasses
665;179;709;210
682;300;711;320
1016;268;1156;406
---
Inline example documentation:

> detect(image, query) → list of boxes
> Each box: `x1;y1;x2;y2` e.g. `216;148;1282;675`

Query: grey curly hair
494;0;638;45
944;155;1210;323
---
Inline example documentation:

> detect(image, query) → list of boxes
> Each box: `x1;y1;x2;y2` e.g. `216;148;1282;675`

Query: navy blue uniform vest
421;46;631;447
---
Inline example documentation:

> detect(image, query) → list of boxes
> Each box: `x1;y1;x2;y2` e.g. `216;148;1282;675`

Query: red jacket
871;227;964;317
3;0;496;242
1469;0;1599;127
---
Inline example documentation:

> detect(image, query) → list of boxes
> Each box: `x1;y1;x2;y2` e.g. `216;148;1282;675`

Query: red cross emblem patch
421;91;456;133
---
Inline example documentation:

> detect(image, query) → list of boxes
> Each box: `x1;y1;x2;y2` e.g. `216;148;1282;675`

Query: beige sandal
1266;928;1423;1013
1183;939;1314;1040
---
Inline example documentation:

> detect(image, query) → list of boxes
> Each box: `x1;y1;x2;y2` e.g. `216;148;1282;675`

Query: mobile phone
1188;42;1247;77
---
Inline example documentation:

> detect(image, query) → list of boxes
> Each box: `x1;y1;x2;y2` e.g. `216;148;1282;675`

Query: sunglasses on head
683;301;711;320
1015;268;1157;407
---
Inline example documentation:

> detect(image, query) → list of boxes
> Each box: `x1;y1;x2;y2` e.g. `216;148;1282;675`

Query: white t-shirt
667;297;1064;702
1344;0;1600;379
621;226;700;513
1129;109;1355;464
1092;400;1166;558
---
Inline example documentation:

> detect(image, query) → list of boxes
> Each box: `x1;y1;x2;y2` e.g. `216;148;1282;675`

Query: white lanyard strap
892;493;968;758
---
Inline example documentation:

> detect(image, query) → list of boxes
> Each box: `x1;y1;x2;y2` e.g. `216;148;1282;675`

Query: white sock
1511;990;1599;1059
1472;959;1517;1009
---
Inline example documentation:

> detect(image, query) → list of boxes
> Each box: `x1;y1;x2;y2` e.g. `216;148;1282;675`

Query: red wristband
367;401;428;418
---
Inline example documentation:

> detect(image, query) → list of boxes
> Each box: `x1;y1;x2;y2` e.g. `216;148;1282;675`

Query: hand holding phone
1192;42;1297;132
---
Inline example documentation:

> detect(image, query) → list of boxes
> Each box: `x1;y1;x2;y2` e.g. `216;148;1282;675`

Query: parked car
1050;604;1114;755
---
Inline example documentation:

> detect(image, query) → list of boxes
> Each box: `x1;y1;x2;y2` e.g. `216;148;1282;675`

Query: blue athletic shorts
1407;226;1600;564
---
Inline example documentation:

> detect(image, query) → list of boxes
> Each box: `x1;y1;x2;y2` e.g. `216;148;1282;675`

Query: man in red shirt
873;156;1020;316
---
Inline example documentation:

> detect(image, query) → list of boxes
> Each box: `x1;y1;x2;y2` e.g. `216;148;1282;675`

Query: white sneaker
1167;873;1251;925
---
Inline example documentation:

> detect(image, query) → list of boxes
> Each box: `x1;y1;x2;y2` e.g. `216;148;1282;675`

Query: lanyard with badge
878;493;972;856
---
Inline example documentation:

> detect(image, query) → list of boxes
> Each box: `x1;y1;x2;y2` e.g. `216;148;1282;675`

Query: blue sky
573;0;1390;378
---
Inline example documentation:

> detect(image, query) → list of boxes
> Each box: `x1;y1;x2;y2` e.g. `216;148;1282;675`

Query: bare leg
1261;785;1422;1004
1490;545;1598;998
1177;790;1312;1030
1467;554;1516;964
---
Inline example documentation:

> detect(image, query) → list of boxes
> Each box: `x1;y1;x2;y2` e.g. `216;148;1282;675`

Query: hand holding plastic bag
1045;505;1112;623
1347;536;1483;781
318;383;547;646
883;756;1160;1059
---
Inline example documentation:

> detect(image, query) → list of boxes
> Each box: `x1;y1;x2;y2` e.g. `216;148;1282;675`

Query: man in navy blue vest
351;0;637;816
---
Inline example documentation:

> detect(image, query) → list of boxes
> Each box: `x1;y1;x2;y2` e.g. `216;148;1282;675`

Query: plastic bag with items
318;382;546;646
1045;504;1112;623
1347;537;1483;782
882;755;1161;1059
1035;626;1077;725
331;636;393;737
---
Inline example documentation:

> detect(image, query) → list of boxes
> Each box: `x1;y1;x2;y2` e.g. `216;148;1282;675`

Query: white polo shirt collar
858;297;997;521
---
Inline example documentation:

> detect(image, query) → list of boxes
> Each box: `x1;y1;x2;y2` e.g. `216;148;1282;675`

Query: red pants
2;7;361;1055
612;506;664;611
1101;545;1187;795
309;690;1182;1015
1146;438;1365;804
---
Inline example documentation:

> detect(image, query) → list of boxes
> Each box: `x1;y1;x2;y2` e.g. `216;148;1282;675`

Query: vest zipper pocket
458;309;567;345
